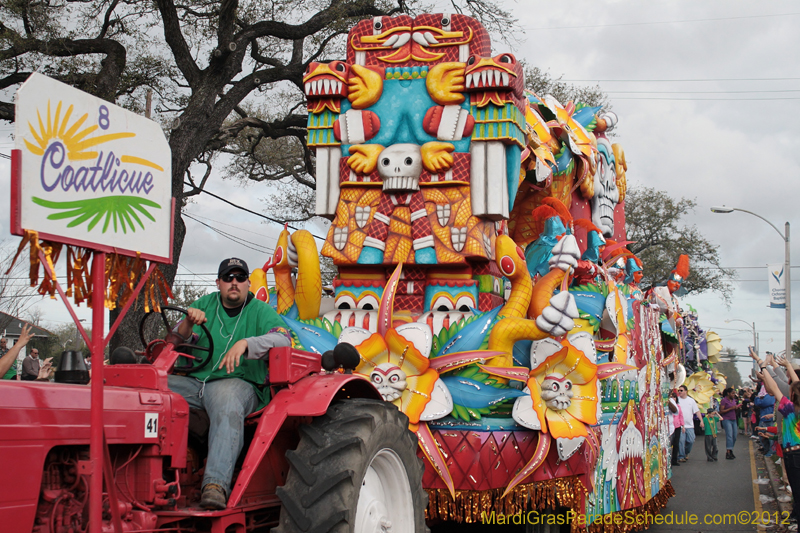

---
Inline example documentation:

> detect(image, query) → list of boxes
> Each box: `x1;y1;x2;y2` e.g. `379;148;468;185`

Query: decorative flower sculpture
712;370;727;394
340;265;496;500
349;324;450;425
481;334;634;496
706;331;723;364
683;370;716;405
518;341;599;439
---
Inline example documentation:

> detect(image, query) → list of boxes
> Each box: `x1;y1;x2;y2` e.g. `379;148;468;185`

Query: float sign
768;263;786;309
13;73;172;262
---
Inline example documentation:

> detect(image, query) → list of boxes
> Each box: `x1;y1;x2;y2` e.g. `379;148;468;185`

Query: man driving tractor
170;258;290;509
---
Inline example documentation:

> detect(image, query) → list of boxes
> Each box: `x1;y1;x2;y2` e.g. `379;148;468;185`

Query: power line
612;96;800;101
184;213;271;254
186;213;279;245
524;12;800;31
721;279;800;282
563;77;800;82
183;182;327;241
695;266;800;270
607;89;800;95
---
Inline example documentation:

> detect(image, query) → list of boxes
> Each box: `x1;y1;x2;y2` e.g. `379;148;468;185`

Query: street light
725;318;757;353
711;205;791;361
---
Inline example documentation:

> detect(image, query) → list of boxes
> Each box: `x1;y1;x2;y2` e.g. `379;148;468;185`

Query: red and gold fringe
426;476;588;524
6;230;173;312
425;478;675;533
584;482;675;533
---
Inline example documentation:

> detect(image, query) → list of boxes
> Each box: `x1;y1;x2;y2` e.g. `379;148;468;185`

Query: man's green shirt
185;293;286;408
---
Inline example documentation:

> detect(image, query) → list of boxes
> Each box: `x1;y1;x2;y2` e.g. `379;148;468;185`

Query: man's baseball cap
218;258;249;278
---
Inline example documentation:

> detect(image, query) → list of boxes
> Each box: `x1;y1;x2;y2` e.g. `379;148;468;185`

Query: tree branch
0;101;14;122
205;113;307;152
217;0;238;49
154;0;202;87
235;1;385;43
98;0;121;39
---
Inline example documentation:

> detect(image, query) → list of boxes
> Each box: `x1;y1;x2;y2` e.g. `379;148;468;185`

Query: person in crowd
704;406;721;461
677;384;704;462
719;387;741;459
169;258;291;510
668;389;683;467
755;352;800;525
751;348;779;456
21;347;42;381
0;337;17;380
0;326;33;379
740;389;753;435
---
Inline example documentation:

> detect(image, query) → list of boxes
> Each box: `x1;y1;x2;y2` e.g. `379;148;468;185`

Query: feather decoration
673;254;690;280
542;197;573;226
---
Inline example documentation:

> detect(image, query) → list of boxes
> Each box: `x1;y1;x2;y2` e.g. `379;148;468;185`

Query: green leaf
452;404;471;422
32;196;162;234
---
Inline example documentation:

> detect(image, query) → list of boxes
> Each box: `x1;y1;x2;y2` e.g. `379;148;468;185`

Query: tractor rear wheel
274;398;428;533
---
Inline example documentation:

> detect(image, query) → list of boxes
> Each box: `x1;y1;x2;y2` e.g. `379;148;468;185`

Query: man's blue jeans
722;419;737;450
169;375;259;495
679;427;696;459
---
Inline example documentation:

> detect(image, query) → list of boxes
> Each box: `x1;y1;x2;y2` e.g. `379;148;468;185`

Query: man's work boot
200;483;227;510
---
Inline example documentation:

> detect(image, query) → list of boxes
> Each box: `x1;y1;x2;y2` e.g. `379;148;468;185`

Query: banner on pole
13;73;173;262
768;263;786;309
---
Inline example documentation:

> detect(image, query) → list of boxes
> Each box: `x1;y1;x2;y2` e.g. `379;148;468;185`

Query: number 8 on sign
98;105;110;130
145;413;158;438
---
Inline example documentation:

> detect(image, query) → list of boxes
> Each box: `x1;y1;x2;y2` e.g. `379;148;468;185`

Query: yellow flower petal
565;378;599;426
402;369;439;424
355;333;390;375
385;329;430;375
545;409;588;439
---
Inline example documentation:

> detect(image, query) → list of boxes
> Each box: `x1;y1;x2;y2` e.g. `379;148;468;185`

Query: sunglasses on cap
221;273;248;283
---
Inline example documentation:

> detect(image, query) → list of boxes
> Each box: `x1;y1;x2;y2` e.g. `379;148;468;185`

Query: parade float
239;12;732;531
0;10;730;533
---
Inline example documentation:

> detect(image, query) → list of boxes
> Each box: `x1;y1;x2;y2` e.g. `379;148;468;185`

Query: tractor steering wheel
139;305;215;374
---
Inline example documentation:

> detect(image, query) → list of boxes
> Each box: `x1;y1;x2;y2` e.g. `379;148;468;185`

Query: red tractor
0;307;428;533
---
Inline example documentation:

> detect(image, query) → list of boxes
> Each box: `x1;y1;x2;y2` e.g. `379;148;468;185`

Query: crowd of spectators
747;348;798;524
665;356;798;528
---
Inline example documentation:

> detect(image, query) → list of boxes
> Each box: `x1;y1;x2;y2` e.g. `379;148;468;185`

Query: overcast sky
500;0;800;368
1;0;798;379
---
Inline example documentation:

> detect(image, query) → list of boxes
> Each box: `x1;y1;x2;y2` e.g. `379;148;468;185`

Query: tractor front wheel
274;398;428;533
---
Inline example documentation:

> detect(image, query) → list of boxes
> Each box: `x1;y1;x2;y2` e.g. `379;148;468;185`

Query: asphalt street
647;432;759;532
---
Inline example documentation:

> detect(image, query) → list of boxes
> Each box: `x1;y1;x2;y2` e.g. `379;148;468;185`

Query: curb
761;448;793;517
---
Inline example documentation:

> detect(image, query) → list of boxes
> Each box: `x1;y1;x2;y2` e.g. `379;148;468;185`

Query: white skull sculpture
540;375;574;411
370;362;408;401
378;144;423;192
591;138;620;237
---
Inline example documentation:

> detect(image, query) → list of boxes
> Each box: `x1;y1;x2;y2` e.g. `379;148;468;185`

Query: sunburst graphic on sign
25;100;136;161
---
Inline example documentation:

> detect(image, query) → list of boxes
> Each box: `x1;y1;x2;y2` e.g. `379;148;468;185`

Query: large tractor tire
274;398;429;533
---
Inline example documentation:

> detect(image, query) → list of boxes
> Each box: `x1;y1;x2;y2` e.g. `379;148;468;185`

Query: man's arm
175;308;207;340
691;399;704;428
783;357;799;384
0;325;33;378
767;366;790;396
218;332;292;374
758;369;784;403
667;399;677;413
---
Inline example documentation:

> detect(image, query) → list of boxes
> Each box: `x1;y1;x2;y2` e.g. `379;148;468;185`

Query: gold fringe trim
425;478;676;533
584;481;675;533
6;230;173;311
426;476;588;524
